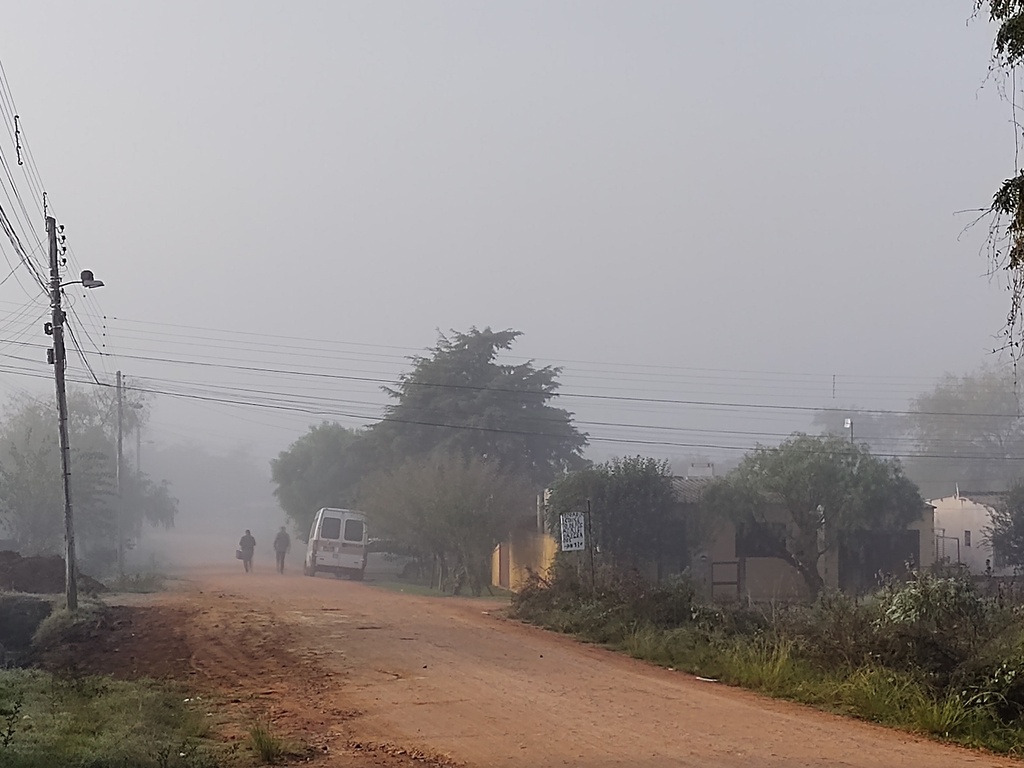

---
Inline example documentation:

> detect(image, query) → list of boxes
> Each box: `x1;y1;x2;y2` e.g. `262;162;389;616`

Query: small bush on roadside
873;573;991;682
31;599;106;650
106;572;166;594
248;719;287;764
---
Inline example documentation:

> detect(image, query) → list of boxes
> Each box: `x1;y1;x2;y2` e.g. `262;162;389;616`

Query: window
964;530;971;548
343;518;365;542
735;522;786;558
319;517;341;540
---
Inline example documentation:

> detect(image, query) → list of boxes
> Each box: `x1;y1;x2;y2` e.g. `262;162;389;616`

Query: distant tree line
0;389;177;575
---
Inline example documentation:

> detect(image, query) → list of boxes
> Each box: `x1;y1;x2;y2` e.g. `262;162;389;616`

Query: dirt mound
0;550;106;595
33;604;191;679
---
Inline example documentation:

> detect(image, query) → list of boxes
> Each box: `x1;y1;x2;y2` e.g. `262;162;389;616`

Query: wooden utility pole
47;215;77;611
116;370;124;577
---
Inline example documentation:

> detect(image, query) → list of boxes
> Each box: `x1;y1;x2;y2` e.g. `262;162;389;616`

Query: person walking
238;529;256;573
273;526;291;574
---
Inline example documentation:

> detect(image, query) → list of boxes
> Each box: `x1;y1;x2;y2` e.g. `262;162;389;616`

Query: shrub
248;720;286;764
873;573;990;680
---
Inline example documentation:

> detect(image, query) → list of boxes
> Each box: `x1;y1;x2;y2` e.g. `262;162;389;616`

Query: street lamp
46;216;104;611
62;270;105;290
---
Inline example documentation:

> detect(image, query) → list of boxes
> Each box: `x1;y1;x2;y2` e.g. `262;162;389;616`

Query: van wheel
352;569;365;582
304;563;316;577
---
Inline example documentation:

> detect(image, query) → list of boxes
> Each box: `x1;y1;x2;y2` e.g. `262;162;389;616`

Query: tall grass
248;719;287;764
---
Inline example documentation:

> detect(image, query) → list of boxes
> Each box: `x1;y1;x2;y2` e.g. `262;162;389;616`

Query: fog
0;3;1016;562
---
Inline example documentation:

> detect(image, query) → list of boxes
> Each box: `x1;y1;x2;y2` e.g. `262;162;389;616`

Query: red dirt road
103;568;1015;767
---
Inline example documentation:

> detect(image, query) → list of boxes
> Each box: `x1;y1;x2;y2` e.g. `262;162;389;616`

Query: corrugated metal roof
671;475;715;504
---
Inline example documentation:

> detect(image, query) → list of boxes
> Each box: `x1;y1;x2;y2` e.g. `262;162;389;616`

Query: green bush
873;573;991;681
248;720;286;764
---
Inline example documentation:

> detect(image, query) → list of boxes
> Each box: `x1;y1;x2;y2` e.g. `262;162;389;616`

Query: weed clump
248;719;287;764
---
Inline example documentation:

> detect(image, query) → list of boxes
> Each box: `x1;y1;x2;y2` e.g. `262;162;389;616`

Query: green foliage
270;422;367;539
361;452;532;595
271;329;586;577
975;4;1024;347
0;689;21;750
872;574;990;681
0;668;218;768
31;599;106;650
105;571;167;594
989;482;1024;570
372;328;588;486
0;391;176;570
546;456;701;572
978;2;1024;68
703;433;924;597
248;720;286;764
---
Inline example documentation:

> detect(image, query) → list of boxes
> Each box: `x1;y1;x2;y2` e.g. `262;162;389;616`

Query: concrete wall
704;520;812;601
491;529;558;592
909;505;936;570
703;504;934;601
930;495;1007;575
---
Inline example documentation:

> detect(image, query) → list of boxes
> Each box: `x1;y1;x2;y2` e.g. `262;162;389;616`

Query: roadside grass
515;569;1024;757
31;598;105;649
105;571;168;594
369;577;512;602
248;719;290;764
614;621;1024;750
0;668;226;768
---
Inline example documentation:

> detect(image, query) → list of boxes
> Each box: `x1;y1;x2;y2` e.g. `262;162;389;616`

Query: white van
304;508;368;580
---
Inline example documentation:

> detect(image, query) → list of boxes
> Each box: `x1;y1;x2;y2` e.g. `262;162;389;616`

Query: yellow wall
492;529;558;592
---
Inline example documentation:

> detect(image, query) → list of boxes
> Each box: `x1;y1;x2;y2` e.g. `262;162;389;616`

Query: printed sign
560;512;586;552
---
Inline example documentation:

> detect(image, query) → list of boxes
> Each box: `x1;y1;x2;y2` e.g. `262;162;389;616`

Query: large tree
372;328;588;486
976;2;1024;347
545;456;703;577
271;423;367;538
703;433;924;597
360;452;532;595
0;390;176;570
988;481;1024;570
904;366;1024;498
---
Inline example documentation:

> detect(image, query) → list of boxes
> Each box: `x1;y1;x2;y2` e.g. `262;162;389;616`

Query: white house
929;492;1011;575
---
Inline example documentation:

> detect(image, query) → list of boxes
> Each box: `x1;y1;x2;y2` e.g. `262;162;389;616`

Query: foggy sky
0;2;1014;471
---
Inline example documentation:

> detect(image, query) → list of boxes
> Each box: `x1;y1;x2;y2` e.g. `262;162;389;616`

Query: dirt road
93;568;1014;768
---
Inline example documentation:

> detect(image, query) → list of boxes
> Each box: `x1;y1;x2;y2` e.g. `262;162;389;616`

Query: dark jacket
273;531;290;553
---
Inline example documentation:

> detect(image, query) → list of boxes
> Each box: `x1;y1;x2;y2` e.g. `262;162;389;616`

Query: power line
2;333;1023;421
103;313;954;385
0;353;1022;464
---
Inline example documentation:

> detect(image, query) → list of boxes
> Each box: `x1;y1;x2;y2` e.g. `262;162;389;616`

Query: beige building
676;475;935;600
491;478;937;600
930;492;1010;575
694;508;936;601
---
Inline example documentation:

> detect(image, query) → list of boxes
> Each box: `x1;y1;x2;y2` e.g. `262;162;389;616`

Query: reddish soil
50;567;1020;768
